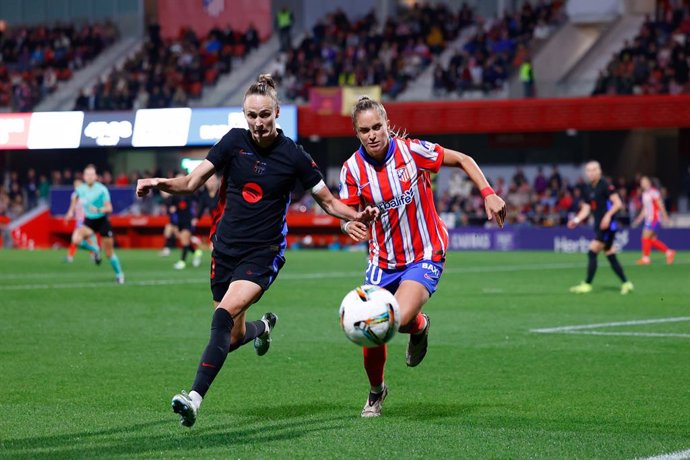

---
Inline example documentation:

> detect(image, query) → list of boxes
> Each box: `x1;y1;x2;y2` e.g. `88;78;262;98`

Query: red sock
401;313;428;335
642;237;652;257
68;243;77;257
650;239;669;253
362;345;386;388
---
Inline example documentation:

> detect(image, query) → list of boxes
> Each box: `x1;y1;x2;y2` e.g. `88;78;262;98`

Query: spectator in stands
276;6;295;52
24;168;39;209
593;2;690;96
1;21;118;111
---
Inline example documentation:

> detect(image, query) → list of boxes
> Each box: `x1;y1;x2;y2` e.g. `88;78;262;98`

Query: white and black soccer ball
339;285;400;348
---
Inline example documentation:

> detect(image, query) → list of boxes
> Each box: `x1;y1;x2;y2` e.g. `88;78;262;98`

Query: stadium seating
276;4;471;101
433;0;564;97
75;23;261;111
592;3;690;96
0;22;119;111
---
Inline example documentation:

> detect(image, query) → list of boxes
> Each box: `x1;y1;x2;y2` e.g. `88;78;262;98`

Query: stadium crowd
0;21;119;111
74;23;261;111
592;2;690;96
433;0;564;97
0;165;683;232
273;3;475;102
435;166;673;228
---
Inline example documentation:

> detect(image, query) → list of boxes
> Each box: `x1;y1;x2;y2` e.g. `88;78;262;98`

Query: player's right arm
567;202;591;229
64;193;77;222
631;208;645;228
137;160;216;197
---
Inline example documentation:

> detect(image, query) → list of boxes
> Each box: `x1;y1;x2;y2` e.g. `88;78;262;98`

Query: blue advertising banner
187;105;298;146
448;227;690;252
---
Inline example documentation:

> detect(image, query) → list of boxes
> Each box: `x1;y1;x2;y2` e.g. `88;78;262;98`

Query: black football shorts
210;246;286;302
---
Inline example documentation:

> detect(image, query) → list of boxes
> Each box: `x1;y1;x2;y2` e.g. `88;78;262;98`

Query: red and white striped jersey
642;187;661;225
339;137;448;269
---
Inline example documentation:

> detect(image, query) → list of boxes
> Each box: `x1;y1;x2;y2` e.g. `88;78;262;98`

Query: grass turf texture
1;249;689;459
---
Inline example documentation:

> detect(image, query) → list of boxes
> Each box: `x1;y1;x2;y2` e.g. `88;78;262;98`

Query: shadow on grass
1;402;351;458
387;402;509;421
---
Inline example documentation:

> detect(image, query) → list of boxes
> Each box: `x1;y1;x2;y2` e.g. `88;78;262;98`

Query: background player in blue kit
137;74;378;427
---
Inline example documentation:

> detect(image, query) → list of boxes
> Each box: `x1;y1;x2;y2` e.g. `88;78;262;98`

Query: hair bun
258;74;276;89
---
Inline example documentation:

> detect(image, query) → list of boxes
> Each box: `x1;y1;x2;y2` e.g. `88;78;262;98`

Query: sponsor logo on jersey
377;189;414;212
253;161;267;175
242;182;263;203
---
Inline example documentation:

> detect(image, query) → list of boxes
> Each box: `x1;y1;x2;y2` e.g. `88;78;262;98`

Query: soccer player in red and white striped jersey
632;176;675;265
339;97;506;417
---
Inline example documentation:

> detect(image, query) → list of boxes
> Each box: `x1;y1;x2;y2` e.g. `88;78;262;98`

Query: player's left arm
656;196;671;225
442;148;506;227
311;183;379;224
600;192;622;230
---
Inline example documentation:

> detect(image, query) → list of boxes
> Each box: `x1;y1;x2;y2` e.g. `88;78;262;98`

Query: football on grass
339;285;400;348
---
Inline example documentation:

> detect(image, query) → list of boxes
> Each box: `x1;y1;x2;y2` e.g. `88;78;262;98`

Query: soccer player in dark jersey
136;74;378;428
169;173;199;270
159;191;177;257
567;161;634;294
193;173;221;253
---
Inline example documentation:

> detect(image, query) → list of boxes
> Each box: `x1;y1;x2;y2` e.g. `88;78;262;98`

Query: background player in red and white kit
632;176;675;265
339;96;506;417
137;75;378;428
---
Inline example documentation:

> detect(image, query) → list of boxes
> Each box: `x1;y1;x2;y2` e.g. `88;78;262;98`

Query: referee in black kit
137;74;379;427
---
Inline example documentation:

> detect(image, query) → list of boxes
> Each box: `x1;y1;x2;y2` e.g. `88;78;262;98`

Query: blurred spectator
277;3;466;102
276;6;295;52
593;4;690;96
24;168;39;209
77;21;262;111
1;21;118;111
436;1;563;97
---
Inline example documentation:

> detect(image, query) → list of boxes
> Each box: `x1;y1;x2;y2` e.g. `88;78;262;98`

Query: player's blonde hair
351;96;406;138
243;74;279;109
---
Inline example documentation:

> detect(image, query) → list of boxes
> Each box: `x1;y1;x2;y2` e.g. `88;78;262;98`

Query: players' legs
72;226;99;254
604;245;633;294
586;240;604;283
638;228;654;264
101;236;124;282
189;281;263;398
161;223;176;256
174;229;192;269
571;240;603;293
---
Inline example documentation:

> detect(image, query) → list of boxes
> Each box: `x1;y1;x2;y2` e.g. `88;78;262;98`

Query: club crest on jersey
253;161;267;175
397;168;410;183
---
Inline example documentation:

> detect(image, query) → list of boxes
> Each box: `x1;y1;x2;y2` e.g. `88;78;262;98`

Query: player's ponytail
351;96;407;139
244;74;279;108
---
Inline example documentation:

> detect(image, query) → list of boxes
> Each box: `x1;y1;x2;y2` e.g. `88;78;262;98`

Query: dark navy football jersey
205;128;323;255
585;178;618;230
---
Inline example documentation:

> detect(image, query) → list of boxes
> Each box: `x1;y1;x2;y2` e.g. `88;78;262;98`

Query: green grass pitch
1;249;689;459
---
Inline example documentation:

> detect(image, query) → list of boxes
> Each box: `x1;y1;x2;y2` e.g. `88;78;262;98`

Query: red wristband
480;187;495;199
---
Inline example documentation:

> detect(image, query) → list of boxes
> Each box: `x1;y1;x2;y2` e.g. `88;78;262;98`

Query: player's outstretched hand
485;194;506;228
136;178;159;197
567;219;578;229
344;221;369;242
355;205;379;224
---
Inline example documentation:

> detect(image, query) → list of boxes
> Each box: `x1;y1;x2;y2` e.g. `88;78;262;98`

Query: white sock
189;390;203;408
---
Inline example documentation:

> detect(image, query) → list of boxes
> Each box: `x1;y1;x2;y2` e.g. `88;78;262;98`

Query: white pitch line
531;317;690;334
0;261;591;291
2;259;689;292
563;331;690;338
637;448;690;460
